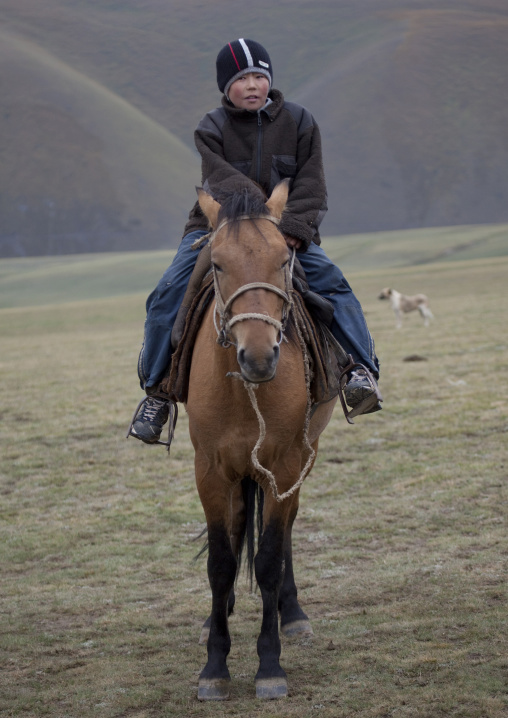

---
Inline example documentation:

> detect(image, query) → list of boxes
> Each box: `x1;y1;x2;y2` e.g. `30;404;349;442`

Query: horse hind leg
279;493;313;638
280;582;313;637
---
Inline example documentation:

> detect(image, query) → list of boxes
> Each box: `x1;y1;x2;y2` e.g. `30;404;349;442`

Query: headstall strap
210;216;293;347
208;213;281;248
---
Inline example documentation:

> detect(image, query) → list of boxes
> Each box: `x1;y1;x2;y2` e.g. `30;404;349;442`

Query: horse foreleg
198;588;235;646
193;449;243;699
254;516;288;699
198;480;246;645
197;521;237;701
278;492;313;637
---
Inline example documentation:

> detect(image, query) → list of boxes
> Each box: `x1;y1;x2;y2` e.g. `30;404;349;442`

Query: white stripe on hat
238;38;254;68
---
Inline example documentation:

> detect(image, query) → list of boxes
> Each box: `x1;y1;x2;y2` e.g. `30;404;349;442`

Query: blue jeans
138;230;208;389
297;241;379;378
138;231;379;390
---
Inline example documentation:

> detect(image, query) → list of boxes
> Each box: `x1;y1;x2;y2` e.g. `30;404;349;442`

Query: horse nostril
237;343;280;382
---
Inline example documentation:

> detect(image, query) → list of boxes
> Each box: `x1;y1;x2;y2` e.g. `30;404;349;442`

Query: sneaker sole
347;392;381;419
345;387;375;408
129;426;162;444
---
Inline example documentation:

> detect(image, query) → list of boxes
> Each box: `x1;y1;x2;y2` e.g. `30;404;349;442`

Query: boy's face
228;73;270;111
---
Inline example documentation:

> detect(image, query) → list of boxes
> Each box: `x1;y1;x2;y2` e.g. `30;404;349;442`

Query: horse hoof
255;677;288;699
197;678;231;701
198;626;209;645
281;619;314;637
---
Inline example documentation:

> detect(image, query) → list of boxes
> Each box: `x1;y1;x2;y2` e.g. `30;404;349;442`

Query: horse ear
265;179;290;219
196;187;221;229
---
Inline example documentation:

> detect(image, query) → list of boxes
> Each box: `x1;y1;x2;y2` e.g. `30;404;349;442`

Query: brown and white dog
378;287;434;328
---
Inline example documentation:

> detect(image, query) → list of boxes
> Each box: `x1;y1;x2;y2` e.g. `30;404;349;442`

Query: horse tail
238;476;264;590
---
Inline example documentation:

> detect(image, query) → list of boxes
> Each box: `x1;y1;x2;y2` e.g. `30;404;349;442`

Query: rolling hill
0;29;199;256
1;0;507;256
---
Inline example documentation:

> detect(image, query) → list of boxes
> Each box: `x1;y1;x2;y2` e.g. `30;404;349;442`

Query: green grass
0;250;175;308
2;223;507;309
321;223;508;272
1;238;507;716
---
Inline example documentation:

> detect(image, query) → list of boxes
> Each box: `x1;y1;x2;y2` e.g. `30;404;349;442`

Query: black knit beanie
216;39;273;96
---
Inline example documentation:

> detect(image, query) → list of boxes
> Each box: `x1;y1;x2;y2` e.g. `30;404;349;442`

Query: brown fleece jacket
183;89;328;249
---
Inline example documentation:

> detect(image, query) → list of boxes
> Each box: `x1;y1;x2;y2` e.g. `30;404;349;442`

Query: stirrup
338;356;383;425
126;395;178;451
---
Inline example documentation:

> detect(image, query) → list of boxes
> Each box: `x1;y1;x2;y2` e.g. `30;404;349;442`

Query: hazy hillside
0;29;199;256
1;0;507;256
303;6;508;233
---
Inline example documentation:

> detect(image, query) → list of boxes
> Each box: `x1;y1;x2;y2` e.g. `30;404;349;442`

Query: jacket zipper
256;112;263;185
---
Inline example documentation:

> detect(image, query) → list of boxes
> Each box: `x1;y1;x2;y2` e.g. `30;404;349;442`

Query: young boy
130;38;381;444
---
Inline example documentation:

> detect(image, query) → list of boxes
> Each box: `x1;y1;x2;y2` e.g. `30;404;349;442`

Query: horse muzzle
237;343;280;383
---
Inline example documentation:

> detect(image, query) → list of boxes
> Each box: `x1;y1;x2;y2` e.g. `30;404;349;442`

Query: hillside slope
0;29;199;256
303;6;508;233
1;0;507;255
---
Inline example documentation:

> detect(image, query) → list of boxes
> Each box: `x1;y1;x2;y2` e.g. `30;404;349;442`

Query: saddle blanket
160;274;345;406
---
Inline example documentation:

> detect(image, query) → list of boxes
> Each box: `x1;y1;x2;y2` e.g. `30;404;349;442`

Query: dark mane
217;187;269;224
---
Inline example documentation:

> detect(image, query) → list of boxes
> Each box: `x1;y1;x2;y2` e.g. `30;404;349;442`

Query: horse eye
212;262;223;273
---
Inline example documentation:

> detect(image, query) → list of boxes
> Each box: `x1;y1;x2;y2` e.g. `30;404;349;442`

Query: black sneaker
129;396;171;443
344;368;382;414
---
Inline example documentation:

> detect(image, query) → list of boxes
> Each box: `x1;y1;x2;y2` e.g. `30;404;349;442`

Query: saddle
159;251;352;408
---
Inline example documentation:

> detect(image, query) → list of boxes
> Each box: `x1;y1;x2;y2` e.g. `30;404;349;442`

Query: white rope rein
228;365;315;503
200;213;315;502
226;297;316;504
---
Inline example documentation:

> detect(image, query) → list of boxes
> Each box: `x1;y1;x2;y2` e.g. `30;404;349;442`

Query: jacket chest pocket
271;154;297;190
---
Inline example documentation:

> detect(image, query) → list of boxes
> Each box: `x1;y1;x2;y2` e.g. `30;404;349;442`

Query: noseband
209;215;293;348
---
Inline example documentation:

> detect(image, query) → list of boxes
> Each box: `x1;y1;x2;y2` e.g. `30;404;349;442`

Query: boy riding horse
130;38;381;445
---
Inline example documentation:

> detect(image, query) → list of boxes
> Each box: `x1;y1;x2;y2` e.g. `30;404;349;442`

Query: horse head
197;181;291;383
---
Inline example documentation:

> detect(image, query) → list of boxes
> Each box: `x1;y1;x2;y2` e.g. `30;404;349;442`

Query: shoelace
139;398;167;421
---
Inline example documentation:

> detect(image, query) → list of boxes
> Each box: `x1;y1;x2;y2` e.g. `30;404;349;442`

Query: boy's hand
284;234;302;250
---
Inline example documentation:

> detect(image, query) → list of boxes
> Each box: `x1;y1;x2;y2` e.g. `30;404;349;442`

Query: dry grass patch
1;258;507;717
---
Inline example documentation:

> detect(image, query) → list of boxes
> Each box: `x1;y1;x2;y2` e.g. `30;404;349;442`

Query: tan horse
186;181;337;701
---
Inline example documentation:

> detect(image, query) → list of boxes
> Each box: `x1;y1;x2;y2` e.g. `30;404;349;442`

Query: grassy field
2;222;507;309
1;236;507;716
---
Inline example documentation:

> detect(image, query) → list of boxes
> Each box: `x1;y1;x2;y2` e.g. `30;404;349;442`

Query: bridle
209;215;294;349
205;213;317;503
